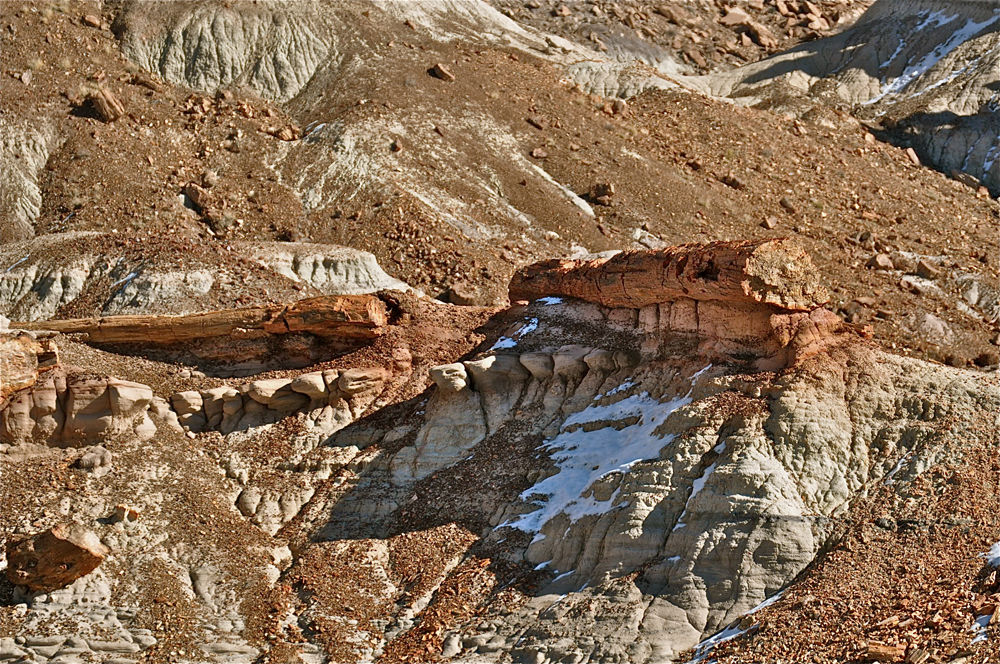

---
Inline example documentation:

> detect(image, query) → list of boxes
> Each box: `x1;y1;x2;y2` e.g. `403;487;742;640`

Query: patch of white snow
867;11;1000;104
503;391;692;534
529;163;595;216
983;542;1000;568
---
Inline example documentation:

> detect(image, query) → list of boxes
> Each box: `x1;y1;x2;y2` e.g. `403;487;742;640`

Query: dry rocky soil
0;1;998;664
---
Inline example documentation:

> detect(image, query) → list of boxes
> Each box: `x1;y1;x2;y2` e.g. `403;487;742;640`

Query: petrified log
0;332;59;406
5;524;109;591
10;295;388;344
509;238;829;311
264;295;390;338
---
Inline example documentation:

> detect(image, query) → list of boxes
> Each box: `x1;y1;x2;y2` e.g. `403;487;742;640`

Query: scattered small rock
914;313;952;344
779;197;798;214
275;125;301;141
183;182;210;212
950;169;980;189
390;139;403;152
87;88;124;122
429;63;456;82
866;642;906;662
719;7;752;26
915;259;941;280
530;147;548;159
527;116;547;130
874;517;895;530
867;253;894;271
114;504;140;522
76;446;113;476
974;351;999;367
720;172;745;190
611;98;628;115
904;147;920;165
82;14;102;29
761;216;778;230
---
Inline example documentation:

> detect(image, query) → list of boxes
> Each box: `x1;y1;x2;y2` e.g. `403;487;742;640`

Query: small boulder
290;372;328;399
171;391;203;416
719;7;752;26
429;364;468;392
519;353;554;380
429;63;455;82
76;446;113;476
338;368;387;396
916;259;941;280
247;378;293;404
867;253;894;271
86;88;125;123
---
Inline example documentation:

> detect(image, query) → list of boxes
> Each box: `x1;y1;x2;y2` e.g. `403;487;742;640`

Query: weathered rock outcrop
690;0;1000;193
169;366;387;437
1;243;995;663
2;369;156;447
5;524;109;592
0;234;411;322
0;118;55;243
0;331;59;406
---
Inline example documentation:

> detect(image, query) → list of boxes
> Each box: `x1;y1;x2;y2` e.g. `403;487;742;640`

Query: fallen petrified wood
86;88;125;122
510;239;847;370
5;524;109;591
10;295;388;344
509;238;829;311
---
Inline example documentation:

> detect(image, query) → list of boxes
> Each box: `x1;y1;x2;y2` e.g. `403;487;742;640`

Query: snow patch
5;255;30;272
490;317;539;350
971;612;991;644
673;444;724;532
684;591;785;663
503;391;692;534
537;296;563;306
529;163;595;217
983;542;1000;568
602;380;636;398
884;452;912;484
867;11;1000;105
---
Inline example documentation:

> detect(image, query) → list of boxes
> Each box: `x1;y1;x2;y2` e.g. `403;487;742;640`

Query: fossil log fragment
509;238;829;311
9;295;388;344
5;524;109;591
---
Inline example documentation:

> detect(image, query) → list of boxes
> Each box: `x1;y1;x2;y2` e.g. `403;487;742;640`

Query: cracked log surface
5;523;109;592
509;238;830;311
9;295;389;344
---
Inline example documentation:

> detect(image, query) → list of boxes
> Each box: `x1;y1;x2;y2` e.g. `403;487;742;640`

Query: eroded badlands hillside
1;1;998;663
